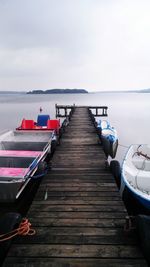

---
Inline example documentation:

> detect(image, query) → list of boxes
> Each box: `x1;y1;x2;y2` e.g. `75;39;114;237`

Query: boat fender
97;128;102;137
51;140;57;154
59;128;63;138
94;121;98;127
94;121;97;128
91;116;95;123
110;160;121;189
0;213;22;264
136;214;150;264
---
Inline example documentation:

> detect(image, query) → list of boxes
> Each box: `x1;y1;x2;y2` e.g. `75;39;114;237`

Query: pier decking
3;107;147;266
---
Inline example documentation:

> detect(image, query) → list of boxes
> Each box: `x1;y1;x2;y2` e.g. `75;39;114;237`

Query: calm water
0;92;149;163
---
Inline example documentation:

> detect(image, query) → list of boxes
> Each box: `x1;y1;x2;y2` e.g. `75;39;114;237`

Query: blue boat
121;144;150;212
97;120;118;158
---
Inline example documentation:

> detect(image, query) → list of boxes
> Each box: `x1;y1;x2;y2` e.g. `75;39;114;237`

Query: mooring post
103;107;108;116
55;104;57;118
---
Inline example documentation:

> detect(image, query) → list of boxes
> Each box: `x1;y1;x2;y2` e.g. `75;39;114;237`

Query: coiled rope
0;218;35;242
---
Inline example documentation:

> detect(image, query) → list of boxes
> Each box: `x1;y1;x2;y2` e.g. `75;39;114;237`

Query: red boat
16;115;60;135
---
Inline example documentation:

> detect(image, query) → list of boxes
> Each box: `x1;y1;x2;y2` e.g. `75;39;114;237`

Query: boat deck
3;107;147;266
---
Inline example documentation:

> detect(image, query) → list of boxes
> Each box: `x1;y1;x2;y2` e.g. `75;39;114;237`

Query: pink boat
0;130;56;202
0;150;44;202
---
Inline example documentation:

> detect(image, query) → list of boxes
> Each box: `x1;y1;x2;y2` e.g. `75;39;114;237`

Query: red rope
0;218;35;242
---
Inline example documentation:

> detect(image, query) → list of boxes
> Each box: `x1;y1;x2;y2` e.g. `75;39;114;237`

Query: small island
27;89;88;94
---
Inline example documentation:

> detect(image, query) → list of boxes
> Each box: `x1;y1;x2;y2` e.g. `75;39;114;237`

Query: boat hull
121;179;150;214
0;130;57;156
101;135;118;159
97;120;118;158
0;152;47;201
0;130;55;202
0;178;30;202
121;144;150;214
16;116;60;136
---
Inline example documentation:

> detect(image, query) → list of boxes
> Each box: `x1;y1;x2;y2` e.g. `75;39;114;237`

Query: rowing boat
0;130;55;201
121;144;150;212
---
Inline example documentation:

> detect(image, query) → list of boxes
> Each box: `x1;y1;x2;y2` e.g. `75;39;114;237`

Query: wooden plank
32;200;124;205
36;186;119;192
26;217;125;227
3;258;147;267
37;182;117;187
6;244;143;258
39;177;115;182
28;211;127;219
27;205;126;212
34;194;121;200
41;175;115;179
13;227;137;245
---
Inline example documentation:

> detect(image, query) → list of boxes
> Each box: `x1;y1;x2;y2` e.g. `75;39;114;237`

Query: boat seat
21;119;35;130
132;159;150;171
1;141;47;151
37;115;50;126
144;161;150;171
132;159;145;169
137;170;150;191
124;165;138;188
47;120;60;133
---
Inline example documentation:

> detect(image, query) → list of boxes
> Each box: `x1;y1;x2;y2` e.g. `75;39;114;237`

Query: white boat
121;144;150;211
0;130;56;202
97;120;118;158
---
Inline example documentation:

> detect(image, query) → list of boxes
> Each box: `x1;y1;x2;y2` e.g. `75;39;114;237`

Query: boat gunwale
121;144;150;201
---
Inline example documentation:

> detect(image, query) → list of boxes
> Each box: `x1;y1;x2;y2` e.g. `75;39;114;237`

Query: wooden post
55;104;58;118
65;108;67;117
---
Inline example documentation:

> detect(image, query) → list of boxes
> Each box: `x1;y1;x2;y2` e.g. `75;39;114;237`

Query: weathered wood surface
56;104;108;117
3;107;147;267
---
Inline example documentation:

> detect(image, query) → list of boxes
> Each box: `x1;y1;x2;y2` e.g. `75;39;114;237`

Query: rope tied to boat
118;143;129;148
0;218;36;242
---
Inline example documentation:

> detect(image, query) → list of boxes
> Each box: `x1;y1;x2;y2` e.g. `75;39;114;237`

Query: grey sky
0;0;150;91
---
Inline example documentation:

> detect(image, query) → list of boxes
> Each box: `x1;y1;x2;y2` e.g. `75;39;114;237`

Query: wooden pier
3;106;147;266
56;104;108;117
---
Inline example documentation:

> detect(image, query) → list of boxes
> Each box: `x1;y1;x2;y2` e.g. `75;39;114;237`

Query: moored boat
0;130;55;155
121;144;150;212
0;129;57;201
97;120;118;158
16;114;61;136
0;150;45;202
16;115;61;152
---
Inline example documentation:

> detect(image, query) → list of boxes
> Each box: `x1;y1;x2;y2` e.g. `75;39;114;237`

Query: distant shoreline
0;88;150;94
27;89;88;94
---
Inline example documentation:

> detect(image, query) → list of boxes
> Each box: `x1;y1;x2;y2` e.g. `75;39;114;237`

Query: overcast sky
0;0;150;92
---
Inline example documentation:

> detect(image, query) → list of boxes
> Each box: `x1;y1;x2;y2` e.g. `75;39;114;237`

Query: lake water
0;92;149;164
